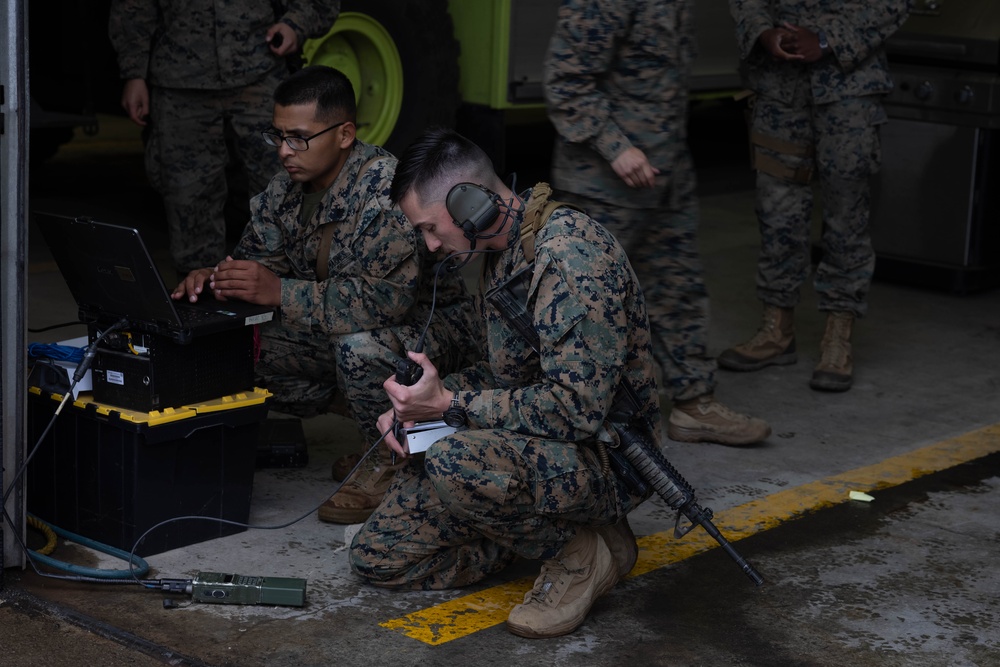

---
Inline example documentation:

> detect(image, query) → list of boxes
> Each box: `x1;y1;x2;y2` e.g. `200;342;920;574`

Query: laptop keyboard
176;304;234;325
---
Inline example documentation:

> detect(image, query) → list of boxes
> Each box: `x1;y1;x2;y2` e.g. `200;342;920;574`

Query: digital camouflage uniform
234;141;480;444
351;191;658;589
543;0;715;402
730;0;910;315
108;0;339;272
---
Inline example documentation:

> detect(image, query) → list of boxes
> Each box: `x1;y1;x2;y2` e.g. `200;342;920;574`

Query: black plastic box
26;388;270;557
91;325;256;412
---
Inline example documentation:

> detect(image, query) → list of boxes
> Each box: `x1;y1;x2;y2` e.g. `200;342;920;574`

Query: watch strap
817;30;830;54
443;391;467;428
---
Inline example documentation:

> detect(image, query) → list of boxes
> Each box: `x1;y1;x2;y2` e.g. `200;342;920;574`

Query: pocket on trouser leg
750;132;815;184
817;98;885;181
526;441;617;524
749;97;815;184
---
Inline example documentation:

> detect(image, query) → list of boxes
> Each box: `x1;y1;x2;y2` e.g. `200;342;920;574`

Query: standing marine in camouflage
720;0;910;391
109;0;340;273
543;0;770;446
349;129;653;639
172;67;479;525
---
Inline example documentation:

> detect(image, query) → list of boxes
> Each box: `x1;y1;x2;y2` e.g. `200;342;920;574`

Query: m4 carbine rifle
486;265;764;586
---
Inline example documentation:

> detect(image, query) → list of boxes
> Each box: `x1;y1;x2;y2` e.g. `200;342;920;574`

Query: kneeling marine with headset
401;177;765;585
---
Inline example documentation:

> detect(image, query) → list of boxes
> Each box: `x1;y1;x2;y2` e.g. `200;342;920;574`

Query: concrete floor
3;107;1000;667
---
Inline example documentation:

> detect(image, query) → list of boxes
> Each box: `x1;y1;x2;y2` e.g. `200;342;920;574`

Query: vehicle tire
302;0;460;156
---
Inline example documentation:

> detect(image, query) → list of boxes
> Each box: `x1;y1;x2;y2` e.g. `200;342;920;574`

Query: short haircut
273;65;357;123
390;127;501;206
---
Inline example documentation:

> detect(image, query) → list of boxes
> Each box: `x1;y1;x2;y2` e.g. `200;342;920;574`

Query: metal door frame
1;0;29;575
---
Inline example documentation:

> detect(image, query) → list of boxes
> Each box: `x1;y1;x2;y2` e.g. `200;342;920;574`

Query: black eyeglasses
261;121;348;151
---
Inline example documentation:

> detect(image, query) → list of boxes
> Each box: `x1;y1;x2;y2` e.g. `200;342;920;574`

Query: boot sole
667;423;772;446
809;374;852;392
317;505;376;524
718;352;798;372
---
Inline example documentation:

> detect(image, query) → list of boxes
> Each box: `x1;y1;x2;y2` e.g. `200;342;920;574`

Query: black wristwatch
817;30;830;56
443;391;467;428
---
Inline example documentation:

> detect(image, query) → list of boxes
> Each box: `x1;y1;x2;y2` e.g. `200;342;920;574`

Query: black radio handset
392;335;427;460
395;334;425;386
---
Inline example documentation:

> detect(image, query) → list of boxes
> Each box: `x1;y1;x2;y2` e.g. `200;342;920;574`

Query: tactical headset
446;182;502;241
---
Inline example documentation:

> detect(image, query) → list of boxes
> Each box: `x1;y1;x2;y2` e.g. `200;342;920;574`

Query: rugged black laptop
36;213;275;344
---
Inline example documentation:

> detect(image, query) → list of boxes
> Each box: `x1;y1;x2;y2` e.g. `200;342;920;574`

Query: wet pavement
4;108;1000;666
5;451;999;666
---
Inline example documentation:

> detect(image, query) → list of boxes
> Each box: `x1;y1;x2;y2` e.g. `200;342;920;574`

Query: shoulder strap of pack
519;182;581;263
316;155;386;281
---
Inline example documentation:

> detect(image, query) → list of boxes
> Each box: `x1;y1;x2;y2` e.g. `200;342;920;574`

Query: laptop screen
35;213;185;330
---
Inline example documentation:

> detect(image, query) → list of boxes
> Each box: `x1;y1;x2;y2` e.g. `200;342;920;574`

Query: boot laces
821;316;852;367
528;561;581;604
744;309;782;347
822;337;850;367
699;399;752;425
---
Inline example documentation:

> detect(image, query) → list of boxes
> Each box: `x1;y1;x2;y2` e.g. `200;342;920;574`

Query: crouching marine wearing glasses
172;67;480;524
350;129;656;639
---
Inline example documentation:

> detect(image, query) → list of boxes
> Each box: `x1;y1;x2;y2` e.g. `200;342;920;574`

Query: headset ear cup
447;183;501;237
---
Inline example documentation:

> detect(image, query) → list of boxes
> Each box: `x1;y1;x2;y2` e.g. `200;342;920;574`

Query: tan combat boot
596;516;639;578
506;528;619;638
810;311;854;392
330;452;362;481
668;394;771;445
718;304;796;371
318;447;403;524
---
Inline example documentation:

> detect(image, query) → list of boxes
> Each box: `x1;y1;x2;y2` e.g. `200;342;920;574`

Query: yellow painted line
380;423;1000;645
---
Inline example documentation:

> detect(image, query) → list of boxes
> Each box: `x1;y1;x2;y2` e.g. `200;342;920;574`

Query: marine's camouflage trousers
558;170;716;403
350;429;645;590
146;69;283;273
750;94;885;316
255;307;479;445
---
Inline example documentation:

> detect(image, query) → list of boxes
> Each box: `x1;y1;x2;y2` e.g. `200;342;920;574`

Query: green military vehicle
29;0;740;164
301;0;741;160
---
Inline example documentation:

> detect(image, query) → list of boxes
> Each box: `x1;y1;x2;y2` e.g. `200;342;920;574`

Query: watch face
443;404;467;428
